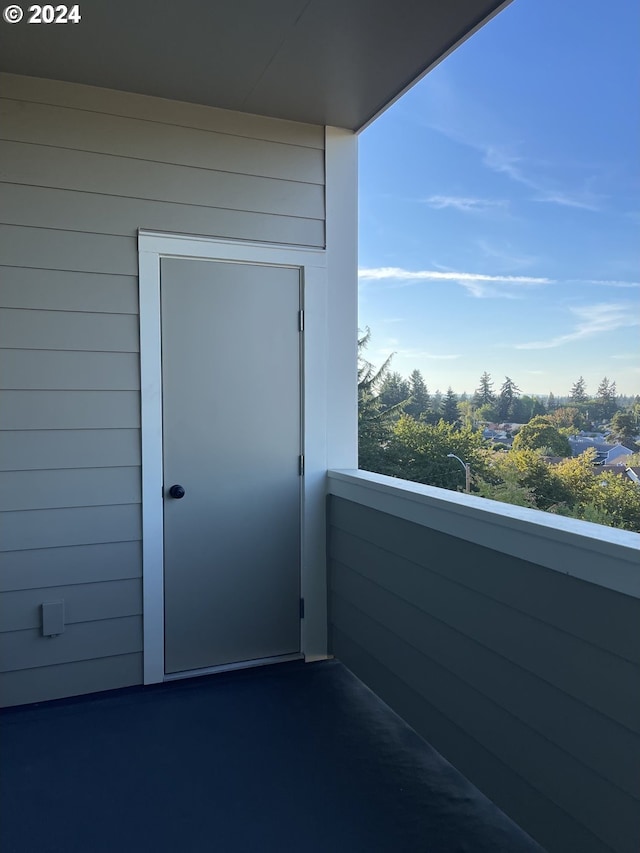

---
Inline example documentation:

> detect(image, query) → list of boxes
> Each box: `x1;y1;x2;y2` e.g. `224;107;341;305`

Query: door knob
168;484;185;499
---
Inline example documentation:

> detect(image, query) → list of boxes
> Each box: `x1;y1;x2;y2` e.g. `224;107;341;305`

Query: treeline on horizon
358;330;640;533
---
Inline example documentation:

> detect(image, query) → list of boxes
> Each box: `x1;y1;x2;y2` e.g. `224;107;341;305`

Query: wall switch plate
42;600;65;637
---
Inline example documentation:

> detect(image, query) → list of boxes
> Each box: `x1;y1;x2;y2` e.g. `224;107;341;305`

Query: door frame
138;231;327;684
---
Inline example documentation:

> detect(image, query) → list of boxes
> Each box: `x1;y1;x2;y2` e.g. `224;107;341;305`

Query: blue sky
358;0;640;398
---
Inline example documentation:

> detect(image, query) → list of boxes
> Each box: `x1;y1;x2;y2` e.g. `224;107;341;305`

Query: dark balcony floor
0;659;541;852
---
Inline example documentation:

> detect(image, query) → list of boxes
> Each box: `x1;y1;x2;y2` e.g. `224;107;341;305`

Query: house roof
0;0;511;130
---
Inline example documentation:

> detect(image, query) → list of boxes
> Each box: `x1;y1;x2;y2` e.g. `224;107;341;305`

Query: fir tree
441;387;459;425
405;369;431;420
473;372;495;407
498;376;521;421
569;376;588;403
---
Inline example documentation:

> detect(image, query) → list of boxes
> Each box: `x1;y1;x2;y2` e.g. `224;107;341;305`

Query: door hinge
300;598;305;619
298;309;304;332
299;454;305;476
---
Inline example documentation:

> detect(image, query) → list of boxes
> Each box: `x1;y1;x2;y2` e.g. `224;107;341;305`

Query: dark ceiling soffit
358;0;513;133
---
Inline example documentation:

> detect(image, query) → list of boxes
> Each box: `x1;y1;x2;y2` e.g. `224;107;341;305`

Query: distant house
483;428;508;441
599;465;640;485
576;431;607;444
568;437;601;456
601;444;634;464
569;437;634;465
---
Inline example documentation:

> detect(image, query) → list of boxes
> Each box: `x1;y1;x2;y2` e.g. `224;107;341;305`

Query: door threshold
163;652;304;682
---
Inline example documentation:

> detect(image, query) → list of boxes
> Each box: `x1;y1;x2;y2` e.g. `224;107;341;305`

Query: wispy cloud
422;195;508;213
566;278;640;289
377;347;461;361
358;266;551;298
515;303;640;350
483;147;602;210
476;239;538;270
358;266;639;299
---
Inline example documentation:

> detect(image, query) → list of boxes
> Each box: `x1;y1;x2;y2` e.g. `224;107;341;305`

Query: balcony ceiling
0;0;509;130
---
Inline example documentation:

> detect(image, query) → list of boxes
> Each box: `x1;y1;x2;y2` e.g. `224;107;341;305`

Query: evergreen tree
473;371;495;407
431;389;443;416
569;376;588;403
405;369;431;420
378;371;411;412
546;392;557;412
441;387;459;425
357;329;398;472
596;377;617;419
609;411;639;450
498;376;522;421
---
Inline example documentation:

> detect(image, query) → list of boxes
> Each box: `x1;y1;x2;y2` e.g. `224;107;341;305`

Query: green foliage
474;471;537;508
385;416;488;490
457;400;476;430
378;371;411;413
548;406;588;430
357;329;398;473
609;411;639;450
356;330;639;532
590;469;640;532
481;448;572;510
512;416;572;456
550;450;640;531
476;402;499;423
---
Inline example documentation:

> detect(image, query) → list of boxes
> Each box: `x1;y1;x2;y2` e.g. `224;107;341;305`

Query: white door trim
138;232;327;685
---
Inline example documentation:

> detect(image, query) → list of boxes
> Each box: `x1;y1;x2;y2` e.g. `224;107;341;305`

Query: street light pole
447;453;471;494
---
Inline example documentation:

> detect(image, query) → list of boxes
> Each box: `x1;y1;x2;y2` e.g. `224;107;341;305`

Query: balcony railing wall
327;470;640;853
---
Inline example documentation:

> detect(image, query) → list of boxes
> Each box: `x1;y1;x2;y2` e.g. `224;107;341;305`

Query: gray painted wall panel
0;267;138;314
1;73;325;707
0;308;139;352
0;391;140;429
331;595;637;853
0;541;142;591
330;526;638;730
0;578;142;632
0;224;137;275
1;183;325;248
332;628;614;853
1;350;140;390
0;142;325;220
0;615;142;672
333;556;639;799
0;652;143;707
0;73;325;148
0;504;141;552
0;429;140;471
0;467;141;511
331;498;638;664
328;497;640;853
0;98;325;184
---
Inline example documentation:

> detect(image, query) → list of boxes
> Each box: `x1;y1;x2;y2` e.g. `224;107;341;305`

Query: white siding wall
0;73;325;707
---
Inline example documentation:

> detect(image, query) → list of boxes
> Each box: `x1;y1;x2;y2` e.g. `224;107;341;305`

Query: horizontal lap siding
0;72;325;707
328;496;640;853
